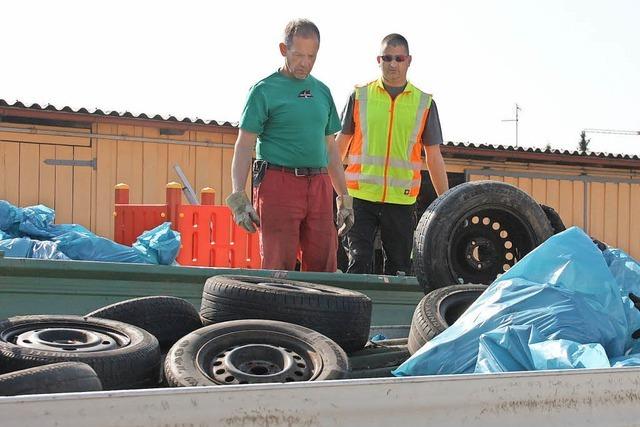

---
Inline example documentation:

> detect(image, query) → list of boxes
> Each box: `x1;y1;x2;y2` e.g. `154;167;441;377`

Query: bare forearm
336;132;353;162
327;136;348;195
231;130;257;193
425;146;449;196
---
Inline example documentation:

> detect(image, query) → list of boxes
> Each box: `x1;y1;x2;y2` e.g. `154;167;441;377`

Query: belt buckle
294;168;306;177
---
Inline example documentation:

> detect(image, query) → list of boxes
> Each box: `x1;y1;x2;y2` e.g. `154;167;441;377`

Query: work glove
225;191;260;233
336;194;354;237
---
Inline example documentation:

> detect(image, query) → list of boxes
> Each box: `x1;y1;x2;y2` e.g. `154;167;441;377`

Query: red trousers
253;169;337;272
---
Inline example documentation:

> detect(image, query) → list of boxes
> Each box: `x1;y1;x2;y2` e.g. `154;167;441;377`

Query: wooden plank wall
93;124;237;239
469;174;639;259
1;123;238;241
0;140;95;227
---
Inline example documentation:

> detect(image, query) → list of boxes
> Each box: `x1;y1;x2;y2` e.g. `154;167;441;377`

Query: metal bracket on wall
43;158;97;170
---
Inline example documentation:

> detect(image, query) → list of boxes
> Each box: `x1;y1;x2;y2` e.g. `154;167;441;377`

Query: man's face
280;35;319;80
378;43;411;85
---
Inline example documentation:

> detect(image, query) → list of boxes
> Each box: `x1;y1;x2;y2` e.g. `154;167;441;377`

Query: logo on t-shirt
298;89;313;99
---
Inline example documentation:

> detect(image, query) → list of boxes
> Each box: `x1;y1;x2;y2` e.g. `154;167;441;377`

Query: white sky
2;0;639;155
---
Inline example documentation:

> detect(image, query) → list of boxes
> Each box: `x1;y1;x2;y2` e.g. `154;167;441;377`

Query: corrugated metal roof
441;141;640;161
0;98;237;127
1;98;638;162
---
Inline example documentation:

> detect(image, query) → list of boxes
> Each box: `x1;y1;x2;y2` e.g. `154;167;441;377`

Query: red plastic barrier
113;183;260;268
176;205;260;268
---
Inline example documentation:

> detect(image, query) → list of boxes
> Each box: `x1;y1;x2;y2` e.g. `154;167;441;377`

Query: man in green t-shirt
226;18;354;272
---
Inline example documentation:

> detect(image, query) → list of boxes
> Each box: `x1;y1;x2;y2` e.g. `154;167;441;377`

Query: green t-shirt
239;71;341;168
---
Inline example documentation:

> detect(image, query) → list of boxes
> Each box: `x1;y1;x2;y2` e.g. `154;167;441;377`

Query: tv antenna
502;103;522;147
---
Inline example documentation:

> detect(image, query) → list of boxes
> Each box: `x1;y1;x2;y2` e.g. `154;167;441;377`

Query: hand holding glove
225;191;260;233
336;194;354;237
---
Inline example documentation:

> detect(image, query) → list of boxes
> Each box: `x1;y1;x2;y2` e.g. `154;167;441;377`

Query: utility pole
502;103;522;147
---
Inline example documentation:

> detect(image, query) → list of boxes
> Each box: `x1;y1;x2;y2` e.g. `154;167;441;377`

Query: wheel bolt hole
293;355;302;360
215;369;225;375
102;341;110;345
224;376;235;383
213;361;223;366
23;340;32;344
297;363;305;368
216;353;226;358
294;371;304;376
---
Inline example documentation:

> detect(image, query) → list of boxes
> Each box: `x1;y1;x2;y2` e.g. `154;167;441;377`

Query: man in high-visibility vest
336;33;449;275
226;19;354;272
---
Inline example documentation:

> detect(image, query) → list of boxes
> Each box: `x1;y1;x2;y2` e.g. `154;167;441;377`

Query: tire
86;296;202;351
408;284;487;354
0;362;102;396
540;204;566;234
164;319;349;386
414;181;554;293
0;315;161;390
200;275;372;353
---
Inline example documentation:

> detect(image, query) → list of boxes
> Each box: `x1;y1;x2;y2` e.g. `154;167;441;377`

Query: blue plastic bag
0;200;22;236
474;325;610;373
0;237;69;260
394;227;629;376
0;200;180;264
53;222;180;265
603;248;640;353
132;222;181;265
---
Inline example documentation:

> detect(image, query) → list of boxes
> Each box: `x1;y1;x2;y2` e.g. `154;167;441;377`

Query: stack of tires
0;278;373;394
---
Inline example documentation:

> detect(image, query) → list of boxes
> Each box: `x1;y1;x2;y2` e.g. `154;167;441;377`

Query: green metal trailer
0;254;423;326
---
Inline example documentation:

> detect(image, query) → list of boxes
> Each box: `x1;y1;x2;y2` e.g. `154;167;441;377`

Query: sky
2;0;639;155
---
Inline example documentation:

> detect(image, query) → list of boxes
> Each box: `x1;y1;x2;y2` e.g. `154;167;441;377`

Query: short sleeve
325;91;342;136
422;99;443;146
239;84;268;134
339;91;356;135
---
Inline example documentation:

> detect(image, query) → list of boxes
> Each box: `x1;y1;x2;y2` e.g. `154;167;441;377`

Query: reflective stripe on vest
346;79;432;204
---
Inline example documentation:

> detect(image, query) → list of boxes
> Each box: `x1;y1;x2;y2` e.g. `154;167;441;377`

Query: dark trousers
344;198;416;275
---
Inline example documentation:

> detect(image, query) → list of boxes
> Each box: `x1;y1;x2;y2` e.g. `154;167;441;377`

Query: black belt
267;163;328;176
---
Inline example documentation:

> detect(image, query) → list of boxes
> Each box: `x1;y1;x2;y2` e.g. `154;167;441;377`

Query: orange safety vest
345;79;432;204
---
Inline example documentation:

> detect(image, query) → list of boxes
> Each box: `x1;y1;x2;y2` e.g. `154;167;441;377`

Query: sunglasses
378;54;409;63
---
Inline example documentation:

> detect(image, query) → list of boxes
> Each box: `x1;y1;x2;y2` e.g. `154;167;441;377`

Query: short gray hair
381;33;410;55
284;19;320;48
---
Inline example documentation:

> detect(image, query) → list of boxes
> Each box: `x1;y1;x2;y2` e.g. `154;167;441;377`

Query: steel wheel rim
196;330;322;385
1;322;131;352
446;205;537;285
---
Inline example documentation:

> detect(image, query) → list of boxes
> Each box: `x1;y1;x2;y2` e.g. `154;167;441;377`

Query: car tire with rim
414;181;553;293
0;362;102;396
200;275;372;353
86;296;202;351
408;284;487;354
164;319;349;387
0;315;160;390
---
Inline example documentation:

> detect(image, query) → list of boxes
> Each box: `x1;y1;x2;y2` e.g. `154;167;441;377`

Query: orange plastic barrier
113;183;260;268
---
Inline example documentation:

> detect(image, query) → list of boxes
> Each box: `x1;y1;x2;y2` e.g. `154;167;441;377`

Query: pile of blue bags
0;200;180;265
394;227;640;375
